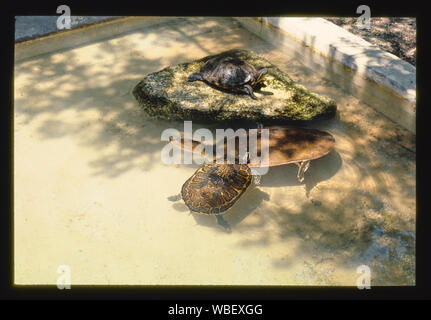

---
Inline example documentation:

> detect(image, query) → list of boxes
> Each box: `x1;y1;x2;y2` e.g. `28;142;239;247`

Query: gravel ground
326;18;416;66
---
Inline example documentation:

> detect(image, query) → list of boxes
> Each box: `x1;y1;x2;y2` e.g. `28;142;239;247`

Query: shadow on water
269;188;414;285
259;150;342;193
168;152;342;230
190;186;270;231
14;17;281;178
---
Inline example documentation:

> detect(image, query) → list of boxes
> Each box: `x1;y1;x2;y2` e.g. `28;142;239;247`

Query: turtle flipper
167;194;182;202
216;215;231;232
296;160;310;183
243;84;258;100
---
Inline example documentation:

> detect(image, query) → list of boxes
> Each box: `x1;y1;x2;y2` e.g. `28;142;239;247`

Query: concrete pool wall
235;17;416;134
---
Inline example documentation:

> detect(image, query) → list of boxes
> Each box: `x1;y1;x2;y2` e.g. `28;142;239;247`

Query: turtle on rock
187;54;268;99
168;163;253;231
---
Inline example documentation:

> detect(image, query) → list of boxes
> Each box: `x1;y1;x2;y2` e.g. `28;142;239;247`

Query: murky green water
14;17;415;285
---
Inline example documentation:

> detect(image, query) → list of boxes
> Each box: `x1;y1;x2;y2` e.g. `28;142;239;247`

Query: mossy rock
133;49;337;122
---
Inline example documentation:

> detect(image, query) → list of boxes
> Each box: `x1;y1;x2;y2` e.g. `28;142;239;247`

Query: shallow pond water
14;17;415;285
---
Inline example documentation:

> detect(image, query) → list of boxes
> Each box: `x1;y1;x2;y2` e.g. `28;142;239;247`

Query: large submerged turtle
168;163;252;231
169;126;335;183
187;54;268;100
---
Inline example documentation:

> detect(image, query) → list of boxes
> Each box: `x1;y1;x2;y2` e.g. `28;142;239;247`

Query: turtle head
169;135;205;156
187;73;204;82
254;67;268;85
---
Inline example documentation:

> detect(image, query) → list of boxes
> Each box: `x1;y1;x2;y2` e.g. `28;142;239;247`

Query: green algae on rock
133;49;337;121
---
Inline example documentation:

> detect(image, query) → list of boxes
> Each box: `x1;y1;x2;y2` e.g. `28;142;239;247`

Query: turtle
168;163;252;231
169;126;335;183
187;54;268;100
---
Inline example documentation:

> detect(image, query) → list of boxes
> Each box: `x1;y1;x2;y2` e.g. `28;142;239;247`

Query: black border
2;0;430;302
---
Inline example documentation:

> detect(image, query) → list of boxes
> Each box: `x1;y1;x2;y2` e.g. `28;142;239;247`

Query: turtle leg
167;193;181;202
216;215;231;232
295;160;310;183
242;84;258;100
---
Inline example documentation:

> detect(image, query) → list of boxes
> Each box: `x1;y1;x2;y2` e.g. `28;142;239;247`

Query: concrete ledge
14;16;176;62
15;16;119;43
235;17;416;134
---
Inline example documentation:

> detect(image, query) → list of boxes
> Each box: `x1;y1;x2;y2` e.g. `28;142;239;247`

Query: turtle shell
200;55;257;89
234;126;336;167
181;163;252;215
